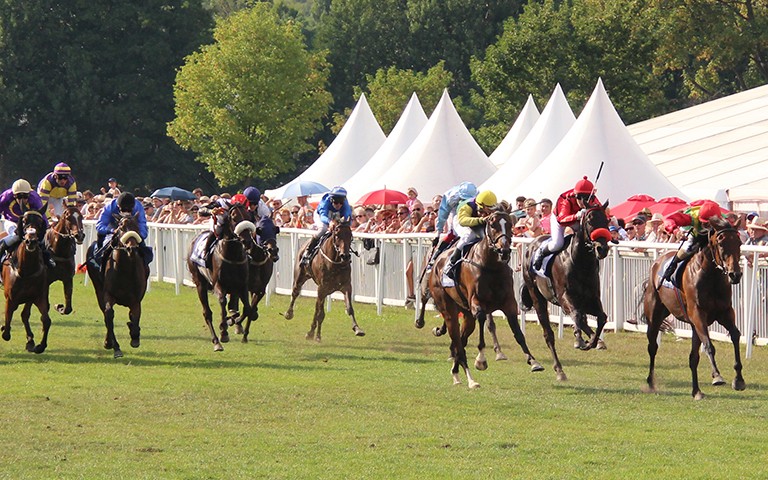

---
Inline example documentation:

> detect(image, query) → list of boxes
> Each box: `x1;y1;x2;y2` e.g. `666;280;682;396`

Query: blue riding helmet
330;186;347;197
243;186;261;204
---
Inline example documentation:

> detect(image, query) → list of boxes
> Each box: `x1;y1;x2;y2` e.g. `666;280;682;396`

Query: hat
142;198;153;208
632;216;646;225
523;198;537;209
746;211;759;221
514;219;528;230
747;217;767;231
649;213;664;223
54;163;71;175
407;187;418;196
108;177;117;183
609;225;619;232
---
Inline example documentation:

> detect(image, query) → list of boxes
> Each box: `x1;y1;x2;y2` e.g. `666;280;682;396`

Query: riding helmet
117;192;135;212
243;186;261;204
53;162;71;176
574;176;594;195
330;186;347;203
698;201;721;223
475;190;497;208
12;179;32;195
231;193;250;207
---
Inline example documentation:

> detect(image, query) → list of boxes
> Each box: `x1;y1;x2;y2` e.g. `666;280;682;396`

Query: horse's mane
709;216;731;231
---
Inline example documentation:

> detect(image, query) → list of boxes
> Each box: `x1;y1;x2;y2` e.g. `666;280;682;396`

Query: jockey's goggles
14;193;29;199
56;175;68;181
331;196;344;204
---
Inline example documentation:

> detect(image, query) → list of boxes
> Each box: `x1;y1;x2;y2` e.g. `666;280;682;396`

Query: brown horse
521;202;612;381
282;219;365;341
428;210;543;388
1;211;52;353
643;216;745;399
86;213;149;358
45;205;85;314
187;207;255;351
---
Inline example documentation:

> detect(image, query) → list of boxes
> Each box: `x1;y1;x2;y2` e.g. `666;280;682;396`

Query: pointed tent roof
509;79;686;204
372;89;497;202
489;95;540;166
481;84;576;199
266;93;385;200
344;93;428;202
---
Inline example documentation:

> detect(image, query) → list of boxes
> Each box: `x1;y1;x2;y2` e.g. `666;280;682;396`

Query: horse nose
729;271;742;284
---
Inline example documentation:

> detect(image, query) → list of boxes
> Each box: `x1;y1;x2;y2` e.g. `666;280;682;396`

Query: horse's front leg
127;302;141;349
33;295;51;354
103;298;122;358
56;276;74;315
343;282;364;337
242;291;263;344
689;331;704;400
307;294;326;342
470;302;488;371
217;293;230;344
721;309;746;391
195;283;222;352
501;297;543;372
414;269;432;329
530;286;566;381
20;303;36;352
282;266;309;321
1;299;17;342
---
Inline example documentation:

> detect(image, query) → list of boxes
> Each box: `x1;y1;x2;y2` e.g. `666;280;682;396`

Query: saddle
305;231;331;264
658;256;691;289
532;235;574;279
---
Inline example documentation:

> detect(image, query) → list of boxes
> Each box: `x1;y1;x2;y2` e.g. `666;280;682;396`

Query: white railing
80;221;768;357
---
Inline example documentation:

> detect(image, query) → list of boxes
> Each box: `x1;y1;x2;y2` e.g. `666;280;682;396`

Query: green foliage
168;4;332;186
1;280;767;478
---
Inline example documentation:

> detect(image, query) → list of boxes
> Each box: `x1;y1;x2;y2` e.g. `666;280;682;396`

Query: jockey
243;186;272;220
0;179;55;267
300;186;352;266
95;192;153;267
37;162;78;218
532;176;602;270
659;200;722;283
427;181;478;269
441;190;497;287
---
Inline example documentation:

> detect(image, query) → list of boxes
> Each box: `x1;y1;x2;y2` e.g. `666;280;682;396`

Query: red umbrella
356;188;409;206
609;194;656;220
649;197;689;217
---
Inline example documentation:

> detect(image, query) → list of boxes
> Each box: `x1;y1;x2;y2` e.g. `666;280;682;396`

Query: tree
168;4;332;186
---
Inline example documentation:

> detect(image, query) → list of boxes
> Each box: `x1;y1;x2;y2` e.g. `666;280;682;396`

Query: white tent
344;93;428;202
488;95;540;166
481;84;576;200
628;83;768;210
373;89;497;202
266;93;386;200
510;79;686;205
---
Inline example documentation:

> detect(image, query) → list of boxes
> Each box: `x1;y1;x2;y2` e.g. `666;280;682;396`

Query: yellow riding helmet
476;190;497;208
12;179;32;195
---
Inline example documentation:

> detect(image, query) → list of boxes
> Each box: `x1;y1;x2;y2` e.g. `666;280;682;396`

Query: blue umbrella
150;186;197;201
282;180;329;198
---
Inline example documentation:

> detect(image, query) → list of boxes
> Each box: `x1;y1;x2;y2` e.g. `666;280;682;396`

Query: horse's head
580;200;612;260
114;212;142;249
255;215;280;262
21;211;46;249
228;203;250;226
330;218;353;263
234;220;256;250
484;209;512;262
58;206;86;245
707;216;742;284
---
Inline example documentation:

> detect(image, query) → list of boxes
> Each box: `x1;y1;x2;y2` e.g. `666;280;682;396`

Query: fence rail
78;221;768;357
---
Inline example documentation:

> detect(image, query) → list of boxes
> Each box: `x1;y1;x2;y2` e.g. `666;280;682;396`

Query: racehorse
86;212;149;358
45;205;85;314
428;210;544;388
282;219;365;341
521;202;612;381
643;216;745;399
231;215;280;343
187;205;255;351
1;211;52;353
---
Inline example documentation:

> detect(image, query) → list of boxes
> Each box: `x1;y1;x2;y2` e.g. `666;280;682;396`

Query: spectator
193;206;212;225
103;178;121;197
275;207;292;227
395;206;411;231
289;205;304;228
514;195;527;219
37;162;78;217
192;187;204;199
609;225;621;243
417;210;436;232
540;198;553;234
523;198;543;237
645;213;665;242
303;208;316;230
430;195;442;214
745;217;768;268
142;198;156;222
631;216;648;241
399;209;422;234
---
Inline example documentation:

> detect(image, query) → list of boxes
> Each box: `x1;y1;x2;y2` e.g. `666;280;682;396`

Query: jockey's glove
575;209;586;220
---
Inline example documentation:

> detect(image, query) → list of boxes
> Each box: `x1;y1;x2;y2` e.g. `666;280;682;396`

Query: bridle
51;208;85;244
319;223;351;265
484;211;511;261
706;227;740;276
579;206;608;253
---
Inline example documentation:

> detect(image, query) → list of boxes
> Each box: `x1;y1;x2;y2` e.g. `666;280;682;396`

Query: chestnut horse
86;213;149;358
429;210;543;388
521;202;612;381
187;205;255;351
1;211;52;353
45;205;85;314
643;216;745;399
282;220;365;341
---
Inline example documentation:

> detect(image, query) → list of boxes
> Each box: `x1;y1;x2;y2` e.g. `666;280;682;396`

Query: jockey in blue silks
299;186;352;266
94;192;153;268
426;181;478;271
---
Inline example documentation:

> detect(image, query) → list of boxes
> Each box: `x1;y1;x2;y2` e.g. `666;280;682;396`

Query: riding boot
660;256;680;283
532;244;552;270
43;248;56;269
0;241;7;263
301;237;320;266
441;248;462;287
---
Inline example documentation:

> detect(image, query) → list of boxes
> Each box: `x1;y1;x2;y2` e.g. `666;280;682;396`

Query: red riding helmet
698;201;721;223
231;193;250;207
574;176;594;195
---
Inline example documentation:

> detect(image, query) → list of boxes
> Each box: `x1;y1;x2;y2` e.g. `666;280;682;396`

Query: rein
706;227;738;275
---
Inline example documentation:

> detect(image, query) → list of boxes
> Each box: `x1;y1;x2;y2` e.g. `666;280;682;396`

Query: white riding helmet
12;179;32;195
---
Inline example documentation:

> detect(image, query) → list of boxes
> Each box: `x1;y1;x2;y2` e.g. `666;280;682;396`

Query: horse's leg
33;296;52;354
307;293;326;342
530;287;566;381
414;269;432;329
720;309;746;391
20;303;36;352
459;310;479;388
486;314;507;361
472;305;488;371
343;282;364;337
2;298;18;342
241;291;263;344
282;268;309;320
689;313;724;389
103;297;122;358
644;289;667;394
56;275;73;315
127;302;141;348
502;299;544;372
217;293;230;344
193;276;222;352
689;331;704;400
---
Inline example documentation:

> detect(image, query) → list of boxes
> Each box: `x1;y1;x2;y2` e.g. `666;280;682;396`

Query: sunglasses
15;193;29;199
291;211;300;215
56;175;68;181
355;214;365;218
412;208;422;212
626;227;635;231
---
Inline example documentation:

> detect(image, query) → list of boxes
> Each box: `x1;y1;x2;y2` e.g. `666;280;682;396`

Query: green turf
1;276;766;479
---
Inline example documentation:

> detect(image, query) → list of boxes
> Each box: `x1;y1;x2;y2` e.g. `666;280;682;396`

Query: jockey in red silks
532;176;602;270
659;200;723;282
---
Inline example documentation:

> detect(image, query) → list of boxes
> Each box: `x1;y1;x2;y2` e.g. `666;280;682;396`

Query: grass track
1;276;767;479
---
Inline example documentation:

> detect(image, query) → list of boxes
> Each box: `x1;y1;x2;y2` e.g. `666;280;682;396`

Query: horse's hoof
213;343;224;352
530;361;545;372
114;349;123;359
693;391;705;401
241;336;248;344
315;336;322;343
353;328;365;337
474;360;488;371
495;352;508;361
104;340;113;350
556;372;568;382
596;339;607;350
415;318;425;329
130;338;140;349
432;327;443;337
34;344;47;354
573;337;587;349
26;341;36;352
712;375;726;386
1;330;10;342
282;311;294;320
732;378;746;391
234;324;244;335
220;332;229;343
468;381;481;389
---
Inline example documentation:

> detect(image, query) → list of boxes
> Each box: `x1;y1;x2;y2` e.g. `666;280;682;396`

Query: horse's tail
520;284;533;311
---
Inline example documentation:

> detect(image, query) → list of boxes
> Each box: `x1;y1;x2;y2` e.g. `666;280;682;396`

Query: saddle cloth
189;234;210;268
657;257;688;289
532;253;556;278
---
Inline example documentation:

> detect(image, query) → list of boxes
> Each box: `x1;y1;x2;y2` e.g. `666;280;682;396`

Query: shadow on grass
554;380;765;400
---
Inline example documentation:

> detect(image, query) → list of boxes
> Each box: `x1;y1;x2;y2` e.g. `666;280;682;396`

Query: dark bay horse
428;210;543;388
45;206;85;314
187;206;255;351
282;219;365;341
1;211;52;353
86;213;149;358
521;202;612;381
643;217;745;399
231;215;280;343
